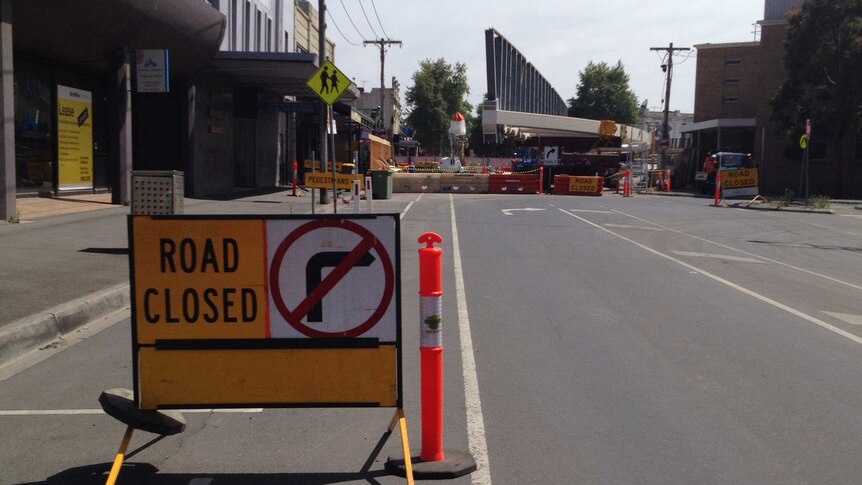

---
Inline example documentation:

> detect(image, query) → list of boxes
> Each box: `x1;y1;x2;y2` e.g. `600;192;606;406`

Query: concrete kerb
0;283;130;368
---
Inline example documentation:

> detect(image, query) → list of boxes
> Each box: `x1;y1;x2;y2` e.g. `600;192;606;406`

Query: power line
338;0;368;42
358;0;380;39
369;0;390;39
327;9;360;46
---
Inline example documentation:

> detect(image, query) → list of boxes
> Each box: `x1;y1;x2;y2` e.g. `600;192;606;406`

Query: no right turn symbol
267;218;396;340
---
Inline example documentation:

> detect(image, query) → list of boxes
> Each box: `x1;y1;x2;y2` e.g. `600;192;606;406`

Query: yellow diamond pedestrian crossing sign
307;60;350;106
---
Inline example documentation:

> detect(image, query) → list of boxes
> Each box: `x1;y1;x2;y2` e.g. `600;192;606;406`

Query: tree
772;0;862;197
404;58;472;156
567;61;639;124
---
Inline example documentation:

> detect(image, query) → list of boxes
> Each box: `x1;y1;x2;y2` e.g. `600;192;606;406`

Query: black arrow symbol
305;251;375;323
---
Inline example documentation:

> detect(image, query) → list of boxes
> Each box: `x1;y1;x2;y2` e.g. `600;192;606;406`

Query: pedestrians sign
307;60;351;106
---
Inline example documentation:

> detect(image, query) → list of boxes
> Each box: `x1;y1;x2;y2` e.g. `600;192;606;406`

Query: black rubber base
99;388;186;435
385;449;477;480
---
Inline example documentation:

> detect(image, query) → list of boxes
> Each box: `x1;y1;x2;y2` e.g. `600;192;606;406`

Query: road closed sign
721;168;759;198
129;214;401;410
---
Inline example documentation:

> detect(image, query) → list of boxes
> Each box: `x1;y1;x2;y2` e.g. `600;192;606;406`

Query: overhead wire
327;8;360;46
369;0;390;39
338;0;368;42
358;0;380;39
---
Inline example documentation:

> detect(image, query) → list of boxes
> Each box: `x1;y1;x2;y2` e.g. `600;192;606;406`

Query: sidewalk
0;189;407;367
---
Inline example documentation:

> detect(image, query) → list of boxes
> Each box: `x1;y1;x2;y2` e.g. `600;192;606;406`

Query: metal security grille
131;171;184;215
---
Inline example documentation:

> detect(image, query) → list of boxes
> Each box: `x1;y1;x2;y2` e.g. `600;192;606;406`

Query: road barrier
488;173;539;194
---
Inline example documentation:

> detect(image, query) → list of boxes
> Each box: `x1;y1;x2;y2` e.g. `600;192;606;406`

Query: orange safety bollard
665;169;671;192
292;161;298;197
714;170;722;206
418;233;444;463
624;168;632;197
410;233;477;479
538;166;544;194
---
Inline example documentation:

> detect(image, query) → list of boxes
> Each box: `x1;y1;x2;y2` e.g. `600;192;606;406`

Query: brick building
681;0;862;198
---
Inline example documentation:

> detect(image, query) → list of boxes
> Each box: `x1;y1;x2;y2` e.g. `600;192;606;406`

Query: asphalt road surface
2;193;862;484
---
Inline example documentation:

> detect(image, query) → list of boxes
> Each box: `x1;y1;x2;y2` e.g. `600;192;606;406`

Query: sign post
307;60;352;212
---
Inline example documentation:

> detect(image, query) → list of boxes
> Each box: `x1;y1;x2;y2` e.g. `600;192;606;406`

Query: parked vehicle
695;152;753;193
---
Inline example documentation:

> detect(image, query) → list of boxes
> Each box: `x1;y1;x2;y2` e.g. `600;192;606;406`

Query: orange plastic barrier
488;174;539;194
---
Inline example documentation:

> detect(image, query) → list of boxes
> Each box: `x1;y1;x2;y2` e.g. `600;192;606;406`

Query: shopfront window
14;59;53;189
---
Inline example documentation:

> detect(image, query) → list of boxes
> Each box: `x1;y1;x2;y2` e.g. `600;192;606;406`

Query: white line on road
0;408;264;416
823;312;862;326
612;209;862;292
400;193;423;219
450;194;492;485
565;209;615;214
604;223;664;231
671;251;766;264
560;208;862;347
501;208;546;216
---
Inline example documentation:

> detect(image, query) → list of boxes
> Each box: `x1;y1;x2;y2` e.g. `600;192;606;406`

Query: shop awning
208;51;359;102
12;0;226;74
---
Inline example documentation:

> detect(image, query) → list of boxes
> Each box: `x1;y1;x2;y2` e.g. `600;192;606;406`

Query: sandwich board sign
128;214;401;410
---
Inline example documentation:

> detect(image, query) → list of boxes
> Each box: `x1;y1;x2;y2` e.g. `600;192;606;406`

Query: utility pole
649;42;690;171
364;39;402;133
318;0;329;204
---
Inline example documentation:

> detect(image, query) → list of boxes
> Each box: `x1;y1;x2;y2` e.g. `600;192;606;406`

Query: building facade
0;0;358;220
682;0;861;198
0;0;226;220
353;78;401;138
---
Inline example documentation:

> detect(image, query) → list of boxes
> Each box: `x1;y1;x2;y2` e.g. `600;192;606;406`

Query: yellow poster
57;85;93;190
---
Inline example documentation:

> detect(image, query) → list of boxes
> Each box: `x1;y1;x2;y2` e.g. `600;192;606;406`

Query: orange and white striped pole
714;170;722;207
411;233;477;479
418;232;444;463
665;169;671;192
292;161;298;197
624;168;632;197
539;166;544;194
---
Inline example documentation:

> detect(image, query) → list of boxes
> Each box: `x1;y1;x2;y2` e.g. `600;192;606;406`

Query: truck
695;152;754;193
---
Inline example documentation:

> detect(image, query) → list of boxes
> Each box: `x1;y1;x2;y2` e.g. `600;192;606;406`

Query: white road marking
450;194;492;484
401;193;423;219
823;312;862;326
605;223;663;231
613;209;862;292
671;251;766;264
501;207;546;216
560;208;862;347
0;408;263;416
566;209;615;214
841;214;862;219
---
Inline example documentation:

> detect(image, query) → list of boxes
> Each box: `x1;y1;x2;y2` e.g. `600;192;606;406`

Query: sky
325;0;767;116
